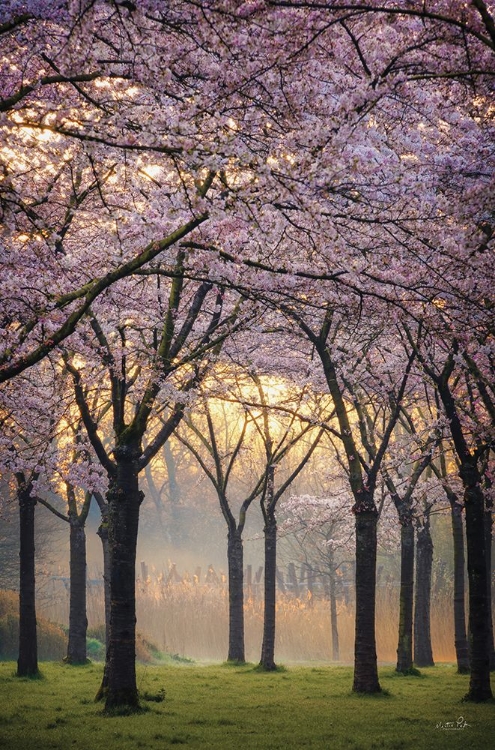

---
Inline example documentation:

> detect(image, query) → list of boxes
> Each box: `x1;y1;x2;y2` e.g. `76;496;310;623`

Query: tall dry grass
38;566;460;665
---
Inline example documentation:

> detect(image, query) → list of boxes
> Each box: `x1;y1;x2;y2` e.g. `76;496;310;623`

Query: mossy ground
0;661;493;749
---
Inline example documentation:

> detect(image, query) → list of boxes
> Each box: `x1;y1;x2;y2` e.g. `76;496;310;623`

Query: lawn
0;661;493;749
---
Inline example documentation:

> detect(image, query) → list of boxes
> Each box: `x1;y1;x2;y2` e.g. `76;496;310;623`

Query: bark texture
396;519;415;672
260;514;277;671
449;495;469;673
352;504;381;693
97;503;111;645
484;506;495;671
414;519;434;667
104;445;143;710
66;521;88;664
436;377;492;700
17;483;38;677
462;462;493;700
227;528;245;663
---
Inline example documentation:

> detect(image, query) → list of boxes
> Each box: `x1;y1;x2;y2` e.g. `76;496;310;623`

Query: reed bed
38;566;459;665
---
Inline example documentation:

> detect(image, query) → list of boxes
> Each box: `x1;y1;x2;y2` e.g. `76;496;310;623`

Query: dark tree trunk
227;528;245;663
17;483;38;677
94;503;111;703
103;445;143;711
66;520;88;664
437;380;492;700
260;514;277;671
352;502;381;693
97;509;111;645
414;519;434;667
484;505;495;670
448;494;470;673
396;519;415;672
461;462;493;700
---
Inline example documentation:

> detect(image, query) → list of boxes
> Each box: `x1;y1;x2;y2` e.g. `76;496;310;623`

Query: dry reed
37;566;461;665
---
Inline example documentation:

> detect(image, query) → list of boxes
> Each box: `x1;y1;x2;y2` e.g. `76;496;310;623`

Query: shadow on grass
14;669;45;681
389;667;425;678
252;664;288;674
101;703;152;717
350;688;392;698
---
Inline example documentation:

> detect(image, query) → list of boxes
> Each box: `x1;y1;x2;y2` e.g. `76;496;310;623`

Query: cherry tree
1;0;494;708
62;254;246;708
280;484;355;661
374;394;443;673
38;429;105;666
177;376;263;664
404;320;494;700
0;363;68;676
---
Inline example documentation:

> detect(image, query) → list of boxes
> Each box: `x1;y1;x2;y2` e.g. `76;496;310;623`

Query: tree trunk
396;519;414;672
97;508;111;645
260;514;277;671
437;381;492;700
414;519;434;667
352;503;381;693
66;520;88;664
484;505;495;671
17;483;38;677
227;527;245;663
449;495;469;673
102;445;143;711
461;461;493;700
93;506;112;703
327;554;340;661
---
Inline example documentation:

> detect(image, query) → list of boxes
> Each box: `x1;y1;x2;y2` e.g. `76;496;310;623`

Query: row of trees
1;0;494;710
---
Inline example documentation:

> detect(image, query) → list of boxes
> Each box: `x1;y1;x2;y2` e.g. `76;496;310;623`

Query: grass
0;661;494;749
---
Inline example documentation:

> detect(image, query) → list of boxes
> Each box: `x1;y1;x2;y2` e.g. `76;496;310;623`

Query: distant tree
248;375;326;671
404;328;494;701
37;484;93;665
282;307;417;691
280;485;354;661
379;403;440;673
0;365;66;677
431;448;470;673
178;380;261;664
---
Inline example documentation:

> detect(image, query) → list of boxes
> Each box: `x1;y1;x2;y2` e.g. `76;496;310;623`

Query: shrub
0;590;66;661
86;637;105;662
85;625;163;664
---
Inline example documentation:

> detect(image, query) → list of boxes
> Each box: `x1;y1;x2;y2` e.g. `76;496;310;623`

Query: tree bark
436;377;492;700
227;528;245;663
260;513;277;670
461;461;493;700
97;506;111;645
17;482;38;677
66;520;88;664
448;494;470;673
396;519;415;672
414;518;434;667
352;503;381;693
103;444;143;711
484;504;495;671
327;550;340;661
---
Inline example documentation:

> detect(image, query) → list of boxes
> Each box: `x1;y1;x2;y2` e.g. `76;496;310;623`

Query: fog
5;469;462;667
1;429;472;666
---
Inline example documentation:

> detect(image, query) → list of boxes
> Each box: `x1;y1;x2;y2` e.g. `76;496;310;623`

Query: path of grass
0;661;493;749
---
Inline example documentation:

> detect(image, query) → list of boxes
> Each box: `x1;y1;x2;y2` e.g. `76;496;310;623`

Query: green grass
0;661;493;749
